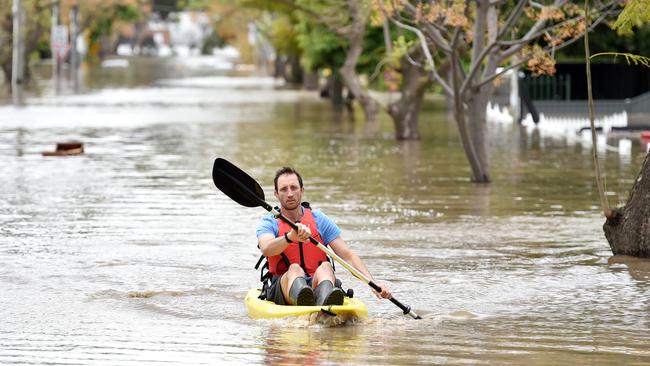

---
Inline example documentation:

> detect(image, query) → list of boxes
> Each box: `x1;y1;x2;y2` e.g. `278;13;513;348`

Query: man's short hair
274;167;303;191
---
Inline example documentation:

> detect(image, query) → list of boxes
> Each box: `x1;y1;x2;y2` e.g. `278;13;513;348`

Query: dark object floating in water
42;142;84;156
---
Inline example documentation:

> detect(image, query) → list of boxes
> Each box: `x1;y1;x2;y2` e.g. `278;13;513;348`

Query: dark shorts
267;274;313;305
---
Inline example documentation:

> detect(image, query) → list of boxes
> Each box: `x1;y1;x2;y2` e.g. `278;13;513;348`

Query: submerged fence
523;90;650;119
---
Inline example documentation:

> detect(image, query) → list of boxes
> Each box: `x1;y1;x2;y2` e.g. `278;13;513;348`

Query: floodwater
1;57;650;365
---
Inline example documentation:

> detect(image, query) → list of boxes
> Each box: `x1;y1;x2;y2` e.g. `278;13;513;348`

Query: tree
378;0;619;182
0;0;153;89
199;1;262;65
383;35;434;139
603;153;650;257
219;1;307;81
299;18;391;107
226;0;373;121
61;0;144;62
237;0;435;139
0;0;50;90
285;0;382;125
600;0;650;257
297;18;348;100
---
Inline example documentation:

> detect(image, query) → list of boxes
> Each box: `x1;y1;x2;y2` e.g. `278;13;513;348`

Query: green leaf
612;0;650;35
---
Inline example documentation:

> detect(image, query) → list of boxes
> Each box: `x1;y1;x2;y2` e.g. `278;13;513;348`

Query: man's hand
372;281;392;300
288;223;311;242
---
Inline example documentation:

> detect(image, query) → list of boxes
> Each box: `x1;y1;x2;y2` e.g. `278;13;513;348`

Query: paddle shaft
271;209;422;320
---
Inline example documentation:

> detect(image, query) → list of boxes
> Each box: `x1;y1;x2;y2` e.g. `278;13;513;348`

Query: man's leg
281;263;315;305
312;261;335;287
312;262;345;306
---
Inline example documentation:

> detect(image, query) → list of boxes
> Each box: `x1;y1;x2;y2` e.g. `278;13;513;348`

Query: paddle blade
212;158;265;208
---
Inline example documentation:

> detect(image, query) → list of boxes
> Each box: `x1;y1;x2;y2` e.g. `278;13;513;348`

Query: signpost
51;25;69;60
51;1;61;93
70;4;79;90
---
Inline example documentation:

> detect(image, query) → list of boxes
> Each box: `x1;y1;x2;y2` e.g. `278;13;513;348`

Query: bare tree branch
403;2;453;52
472;0;489;66
420;23;452;53
497;0;618;63
499;0;565;56
449;27;467;81
383;20;393;56
475;7;611;90
388;16;453;95
497;0;527;40
456;0;500;95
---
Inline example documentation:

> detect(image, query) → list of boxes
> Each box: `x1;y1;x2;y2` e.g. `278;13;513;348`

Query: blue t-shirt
256;208;341;245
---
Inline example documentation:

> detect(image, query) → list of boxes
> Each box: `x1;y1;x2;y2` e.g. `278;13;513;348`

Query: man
256;166;392;306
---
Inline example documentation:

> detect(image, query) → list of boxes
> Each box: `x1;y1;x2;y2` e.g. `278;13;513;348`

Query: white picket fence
485;102;643;155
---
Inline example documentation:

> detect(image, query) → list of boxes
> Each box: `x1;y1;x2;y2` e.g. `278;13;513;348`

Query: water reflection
261;324;370;366
608;255;650;286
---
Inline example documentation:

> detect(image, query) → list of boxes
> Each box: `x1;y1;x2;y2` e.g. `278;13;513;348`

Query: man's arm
258;234;285;257
329;237;392;299
258;223;311;257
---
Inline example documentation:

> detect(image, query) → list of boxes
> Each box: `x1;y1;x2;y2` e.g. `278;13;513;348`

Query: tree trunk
450;51;489;183
303;70;319;91
339;0;380;125
1;64;11;91
340;51;379;124
445;68;455;122
466;94;491;182
1;3;20;92
388;48;431;140
328;73;344;107
273;56;285;79
389;94;422;140
287;53;303;84
1;15;11;87
440;0;497;182
604;152;650;257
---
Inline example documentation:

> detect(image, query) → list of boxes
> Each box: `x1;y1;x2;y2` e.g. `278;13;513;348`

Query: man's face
274;173;303;210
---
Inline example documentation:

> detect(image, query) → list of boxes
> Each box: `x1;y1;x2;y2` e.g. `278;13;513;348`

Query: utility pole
11;0;24;100
51;0;60;93
70;3;79;91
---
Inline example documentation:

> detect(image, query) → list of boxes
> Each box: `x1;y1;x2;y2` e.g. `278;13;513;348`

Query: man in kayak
256;167;392;306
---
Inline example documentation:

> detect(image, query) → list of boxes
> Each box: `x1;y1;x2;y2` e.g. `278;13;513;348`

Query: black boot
288;277;315;306
314;280;345;306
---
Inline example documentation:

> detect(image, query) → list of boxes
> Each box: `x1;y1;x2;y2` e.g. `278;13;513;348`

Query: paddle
212;157;422;320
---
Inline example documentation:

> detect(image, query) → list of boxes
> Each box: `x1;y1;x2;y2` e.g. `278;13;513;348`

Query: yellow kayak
244;288;368;319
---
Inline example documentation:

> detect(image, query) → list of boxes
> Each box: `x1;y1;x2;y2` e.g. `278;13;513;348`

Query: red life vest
268;206;329;277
